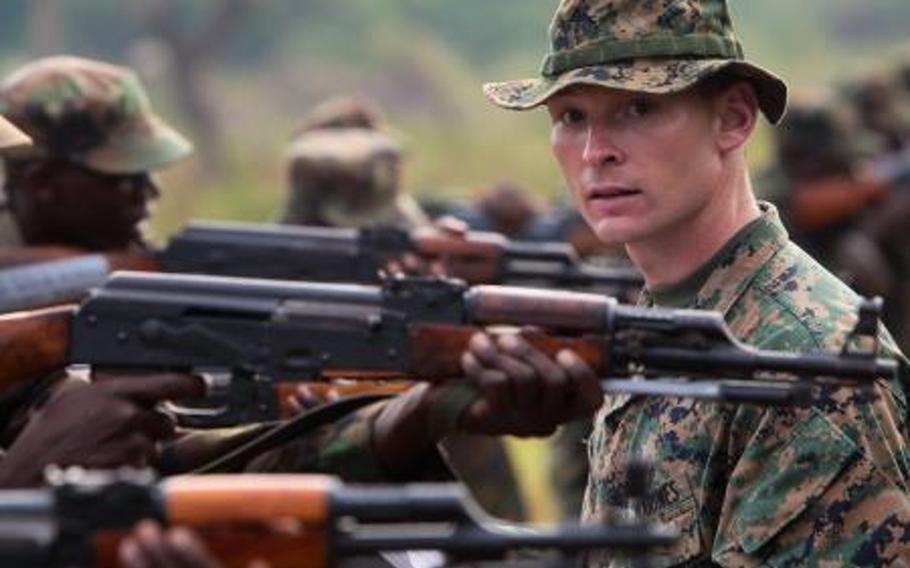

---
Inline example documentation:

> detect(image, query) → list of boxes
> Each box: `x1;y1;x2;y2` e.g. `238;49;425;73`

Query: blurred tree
132;0;254;176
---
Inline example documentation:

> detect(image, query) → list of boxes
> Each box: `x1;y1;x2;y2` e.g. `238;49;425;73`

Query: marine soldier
339;1;910;566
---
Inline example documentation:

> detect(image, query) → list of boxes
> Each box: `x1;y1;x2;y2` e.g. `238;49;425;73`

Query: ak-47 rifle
0;272;894;427
0;468;677;568
0;223;642;313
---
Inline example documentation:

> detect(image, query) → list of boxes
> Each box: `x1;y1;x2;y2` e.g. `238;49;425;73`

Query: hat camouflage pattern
0;56;192;174
484;0;788;124
294;94;384;135
0;115;30;150
284;127;427;230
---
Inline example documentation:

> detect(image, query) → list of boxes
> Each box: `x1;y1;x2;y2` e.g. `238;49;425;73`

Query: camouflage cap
484;0;788;124
0;115;30;150
294;94;384;135
0;56;192;174
284;127;427;230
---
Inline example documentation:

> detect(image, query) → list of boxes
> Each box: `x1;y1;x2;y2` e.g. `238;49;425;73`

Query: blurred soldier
280;95;427;230
0;56;193;253
846;73;910;153
776;97;910;347
0;56;202;487
452;180;540;239
279;95;526;522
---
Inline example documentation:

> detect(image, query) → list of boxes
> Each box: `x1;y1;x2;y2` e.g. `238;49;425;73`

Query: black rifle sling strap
192;394;393;474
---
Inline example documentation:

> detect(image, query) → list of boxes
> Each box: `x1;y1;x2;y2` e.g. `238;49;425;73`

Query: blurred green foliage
0;0;907;241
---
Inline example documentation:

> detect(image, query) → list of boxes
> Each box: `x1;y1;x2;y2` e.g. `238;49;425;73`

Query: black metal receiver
160;220;644;292
67;272;897;426
0;468;678;568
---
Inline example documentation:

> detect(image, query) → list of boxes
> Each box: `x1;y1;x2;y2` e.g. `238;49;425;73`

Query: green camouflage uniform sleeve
582;203;910;568
242;401;453;483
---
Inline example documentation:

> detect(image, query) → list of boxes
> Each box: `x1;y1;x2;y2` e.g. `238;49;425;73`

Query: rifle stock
0;305;73;390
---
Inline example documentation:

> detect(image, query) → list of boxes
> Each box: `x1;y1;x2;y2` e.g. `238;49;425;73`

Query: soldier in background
279;95;427;230
775;97;910;348
0;56;202;478
278;95;527;523
846;73;910;154
450;180;540;239
0;56;193;253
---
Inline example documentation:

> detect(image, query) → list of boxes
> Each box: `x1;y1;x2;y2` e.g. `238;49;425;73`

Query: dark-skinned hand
0;372;204;487
459;331;603;437
371;330;603;475
118;521;270;568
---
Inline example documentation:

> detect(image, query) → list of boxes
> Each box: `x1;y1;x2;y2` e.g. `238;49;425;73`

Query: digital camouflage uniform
583;204;910;567
478;0;910;565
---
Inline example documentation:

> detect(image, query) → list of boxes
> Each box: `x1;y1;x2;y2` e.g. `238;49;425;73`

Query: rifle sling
191;394;393;474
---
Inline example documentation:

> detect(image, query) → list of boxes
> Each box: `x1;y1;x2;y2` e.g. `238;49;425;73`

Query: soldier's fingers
168;527;222;568
118;537;150;568
96;373;206;405
462;352;509;413
495;335;543;415
433;215;469;236
557;350;603;414
400;253;425;275
131;409;177;441
500;339;573;424
129;521;174;568
467;332;501;368
500;334;568;383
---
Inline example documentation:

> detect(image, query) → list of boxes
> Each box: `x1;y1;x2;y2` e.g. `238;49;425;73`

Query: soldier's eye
622;98;654;119
559;108;586;126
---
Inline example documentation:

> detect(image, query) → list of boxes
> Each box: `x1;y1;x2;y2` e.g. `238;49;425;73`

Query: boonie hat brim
484;58;788;124
84;113;194;175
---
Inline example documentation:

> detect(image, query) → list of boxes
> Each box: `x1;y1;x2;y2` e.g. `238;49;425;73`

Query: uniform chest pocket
729;411;859;556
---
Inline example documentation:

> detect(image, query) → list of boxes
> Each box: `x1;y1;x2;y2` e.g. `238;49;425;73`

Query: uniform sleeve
243;401;453;482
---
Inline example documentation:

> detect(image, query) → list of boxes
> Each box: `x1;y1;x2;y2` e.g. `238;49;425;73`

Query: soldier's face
18;161;158;250
546;85;724;247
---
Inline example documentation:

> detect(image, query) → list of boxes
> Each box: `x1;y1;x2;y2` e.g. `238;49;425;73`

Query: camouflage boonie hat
0;115;30;150
484;0;788;124
285;127;427;229
0;56;192;174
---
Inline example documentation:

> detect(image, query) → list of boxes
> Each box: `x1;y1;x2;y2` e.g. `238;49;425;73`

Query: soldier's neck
627;167;759;290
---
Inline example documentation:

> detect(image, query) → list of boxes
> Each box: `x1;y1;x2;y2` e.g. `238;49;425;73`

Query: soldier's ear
712;81;758;153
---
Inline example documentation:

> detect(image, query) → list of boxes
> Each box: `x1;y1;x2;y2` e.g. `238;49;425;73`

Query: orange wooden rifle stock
1;469;677;567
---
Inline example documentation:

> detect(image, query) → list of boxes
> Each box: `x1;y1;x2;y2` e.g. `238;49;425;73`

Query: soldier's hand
460;332;602;437
0;373;204;487
118;521;270;568
285;383;342;414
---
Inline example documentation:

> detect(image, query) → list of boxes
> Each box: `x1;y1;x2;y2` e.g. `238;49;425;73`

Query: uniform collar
643;201;789;315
